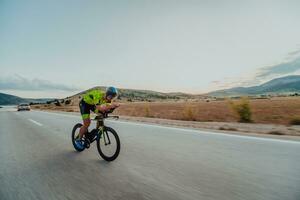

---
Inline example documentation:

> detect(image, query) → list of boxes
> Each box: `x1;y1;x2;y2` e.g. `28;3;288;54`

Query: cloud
256;56;300;79
287;49;300;57
0;74;80;91
211;80;220;84
240;55;300;87
209;50;300;91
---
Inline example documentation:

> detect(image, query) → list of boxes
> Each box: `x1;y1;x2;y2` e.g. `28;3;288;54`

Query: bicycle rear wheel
71;123;85;152
96;126;120;161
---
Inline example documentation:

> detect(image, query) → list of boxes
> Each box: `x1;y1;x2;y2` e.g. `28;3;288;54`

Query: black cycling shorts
79;99;96;120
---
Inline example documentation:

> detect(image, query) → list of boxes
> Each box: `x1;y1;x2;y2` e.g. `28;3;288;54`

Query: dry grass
114;97;300;125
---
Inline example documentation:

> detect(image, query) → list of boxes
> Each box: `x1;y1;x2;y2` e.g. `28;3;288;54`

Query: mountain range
1;75;299;105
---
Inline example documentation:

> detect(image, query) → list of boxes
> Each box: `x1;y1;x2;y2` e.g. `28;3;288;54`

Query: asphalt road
0;107;300;200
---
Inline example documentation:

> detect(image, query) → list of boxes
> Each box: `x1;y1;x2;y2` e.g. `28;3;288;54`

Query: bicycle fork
96;121;111;146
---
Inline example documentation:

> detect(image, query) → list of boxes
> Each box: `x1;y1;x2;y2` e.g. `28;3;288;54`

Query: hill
208;75;300;97
0;93;27;105
0;93;54;105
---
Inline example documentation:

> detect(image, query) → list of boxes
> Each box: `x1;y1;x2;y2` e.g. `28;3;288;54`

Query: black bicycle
71;110;120;161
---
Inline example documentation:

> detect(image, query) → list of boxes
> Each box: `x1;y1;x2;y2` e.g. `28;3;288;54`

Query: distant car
17;103;31;111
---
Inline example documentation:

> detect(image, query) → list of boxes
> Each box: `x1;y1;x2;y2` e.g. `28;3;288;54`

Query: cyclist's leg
79;104;98;137
79;118;91;138
78;100;92;138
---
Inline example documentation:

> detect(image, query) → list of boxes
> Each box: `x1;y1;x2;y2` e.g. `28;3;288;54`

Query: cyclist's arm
95;102;120;113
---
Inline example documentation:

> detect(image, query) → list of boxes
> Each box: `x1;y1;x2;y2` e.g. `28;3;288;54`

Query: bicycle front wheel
96;127;120;161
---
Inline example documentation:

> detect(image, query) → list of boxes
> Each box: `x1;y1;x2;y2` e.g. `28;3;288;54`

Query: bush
268;131;285;135
290;117;300;125
144;105;152;117
54;99;61;106
65;99;71;105
183;106;196;121
219;126;238;131
229;97;252;123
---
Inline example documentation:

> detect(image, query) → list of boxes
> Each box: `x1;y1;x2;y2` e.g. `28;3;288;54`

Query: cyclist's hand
96;105;110;112
111;102;120;108
96;103;119;113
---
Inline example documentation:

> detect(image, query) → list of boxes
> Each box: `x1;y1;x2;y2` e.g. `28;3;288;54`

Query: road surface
0;107;300;200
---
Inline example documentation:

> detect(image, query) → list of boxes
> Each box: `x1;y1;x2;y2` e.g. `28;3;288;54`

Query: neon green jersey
83;89;107;105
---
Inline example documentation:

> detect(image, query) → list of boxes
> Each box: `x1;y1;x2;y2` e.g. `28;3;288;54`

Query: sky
1;0;300;98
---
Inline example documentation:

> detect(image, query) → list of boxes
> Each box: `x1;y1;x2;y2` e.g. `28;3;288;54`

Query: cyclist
75;86;120;149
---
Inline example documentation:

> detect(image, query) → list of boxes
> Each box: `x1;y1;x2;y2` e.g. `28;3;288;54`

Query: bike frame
91;114;119;145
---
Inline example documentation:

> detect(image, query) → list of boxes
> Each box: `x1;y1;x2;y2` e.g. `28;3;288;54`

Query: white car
17;103;31;111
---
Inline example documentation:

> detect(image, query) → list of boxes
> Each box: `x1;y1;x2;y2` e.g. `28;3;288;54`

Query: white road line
28;119;43;126
32;110;300;144
33;110;79;118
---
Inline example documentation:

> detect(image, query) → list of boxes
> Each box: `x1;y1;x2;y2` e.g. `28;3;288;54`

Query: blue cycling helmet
106;86;118;98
